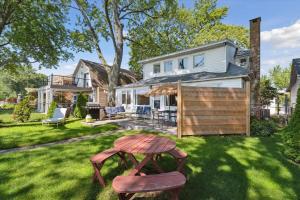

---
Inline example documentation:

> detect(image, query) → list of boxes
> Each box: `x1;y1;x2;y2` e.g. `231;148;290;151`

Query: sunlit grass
0;133;299;200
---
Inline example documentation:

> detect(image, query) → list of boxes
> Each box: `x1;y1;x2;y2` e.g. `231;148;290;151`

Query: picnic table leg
127;153;139;167
150;155;164;173
92;163;106;187
129;154;153;176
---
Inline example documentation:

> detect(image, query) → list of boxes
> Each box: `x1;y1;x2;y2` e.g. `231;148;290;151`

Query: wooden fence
177;81;250;138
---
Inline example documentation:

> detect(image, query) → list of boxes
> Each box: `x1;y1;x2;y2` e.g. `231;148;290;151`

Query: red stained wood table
114;134;176;176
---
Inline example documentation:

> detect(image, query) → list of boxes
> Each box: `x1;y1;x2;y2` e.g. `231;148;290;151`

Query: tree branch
74;0;108;66
120;5;157;20
104;0;117;52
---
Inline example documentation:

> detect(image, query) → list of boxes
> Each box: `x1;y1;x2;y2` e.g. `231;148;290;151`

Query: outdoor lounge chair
42;108;67;127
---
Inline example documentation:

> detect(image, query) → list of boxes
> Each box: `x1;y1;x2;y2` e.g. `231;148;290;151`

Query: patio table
114;134;176;176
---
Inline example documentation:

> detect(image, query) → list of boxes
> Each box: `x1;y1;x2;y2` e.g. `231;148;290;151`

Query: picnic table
114;134;176;176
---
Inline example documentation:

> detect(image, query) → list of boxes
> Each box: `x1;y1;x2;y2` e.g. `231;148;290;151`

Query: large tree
71;0;176;105
0;0;73;70
269;64;291;90
128;0;249;77
0;66;47;99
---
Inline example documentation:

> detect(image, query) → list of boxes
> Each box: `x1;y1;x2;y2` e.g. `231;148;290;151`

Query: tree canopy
128;0;249;77
70;0;176;105
259;75;277;107
269;65;291;90
0;66;47;99
0;0;73;71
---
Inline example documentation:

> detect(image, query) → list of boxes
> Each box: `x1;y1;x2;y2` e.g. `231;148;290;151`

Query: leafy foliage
128;0;249;77
73;93;88;119
47;101;57;118
282;88;300;163
269;65;291;90
13;96;33;122
250;117;277;137
0;0;73;71
259;76;277;107
0;66;47;98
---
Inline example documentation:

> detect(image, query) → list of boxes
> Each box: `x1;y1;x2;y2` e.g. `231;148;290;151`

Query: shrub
47;101;57;118
73;93;88;119
13;96;32;122
282;87;300;163
250;117;277;136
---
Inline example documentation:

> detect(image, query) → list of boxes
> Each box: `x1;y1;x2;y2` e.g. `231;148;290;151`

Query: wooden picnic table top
114;134;176;154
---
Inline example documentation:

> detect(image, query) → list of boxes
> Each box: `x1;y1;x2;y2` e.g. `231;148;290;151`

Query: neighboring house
37;59;136;113
287;58;300;109
115;39;251;111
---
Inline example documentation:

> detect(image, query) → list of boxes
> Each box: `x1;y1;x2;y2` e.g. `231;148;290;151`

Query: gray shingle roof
236;49;250;58
117;63;249;88
293;58;300;75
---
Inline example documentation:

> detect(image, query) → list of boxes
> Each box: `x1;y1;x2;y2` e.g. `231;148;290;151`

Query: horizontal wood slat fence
177;81;250;138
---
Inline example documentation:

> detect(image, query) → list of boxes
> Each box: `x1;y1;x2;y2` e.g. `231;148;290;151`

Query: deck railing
42;74;91;88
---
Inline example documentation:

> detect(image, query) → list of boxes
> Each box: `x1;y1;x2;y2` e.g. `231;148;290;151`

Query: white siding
291;78;300;108
182;78;244;88
143;46;227;80
74;65;92;87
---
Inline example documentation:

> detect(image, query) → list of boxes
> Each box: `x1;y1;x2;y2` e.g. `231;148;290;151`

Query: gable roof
138;40;237;65
116;63;249;88
74;59;137;88
287;58;300;91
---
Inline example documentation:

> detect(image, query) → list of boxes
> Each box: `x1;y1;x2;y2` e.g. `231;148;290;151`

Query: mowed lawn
0;132;299;200
0;110;118;149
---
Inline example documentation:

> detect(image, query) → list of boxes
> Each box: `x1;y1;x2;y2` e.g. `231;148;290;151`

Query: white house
287;58;300;109
115;40;250;111
37;59;136;113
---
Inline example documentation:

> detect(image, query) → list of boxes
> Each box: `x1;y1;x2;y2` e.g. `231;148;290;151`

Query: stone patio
82;118;177;135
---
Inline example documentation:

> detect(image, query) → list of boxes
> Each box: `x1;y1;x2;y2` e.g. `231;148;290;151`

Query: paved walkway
0;129;124;154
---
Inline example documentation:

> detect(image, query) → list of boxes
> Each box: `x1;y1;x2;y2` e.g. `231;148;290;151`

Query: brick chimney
249;17;261;110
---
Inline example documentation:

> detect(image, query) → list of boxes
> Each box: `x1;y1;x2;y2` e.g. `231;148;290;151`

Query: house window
193;54;205;68
165;95;177;106
122;92;126;104
240;58;247;66
178;57;188;69
153;64;160;74
121;91;131;104
126;91;131;104
137;95;149;105
164;61;173;72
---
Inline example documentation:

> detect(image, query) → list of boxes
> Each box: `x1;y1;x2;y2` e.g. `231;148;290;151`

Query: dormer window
153;64;160;74
194;54;204;68
240;58;247;66
164;61;172;72
178;57;188;70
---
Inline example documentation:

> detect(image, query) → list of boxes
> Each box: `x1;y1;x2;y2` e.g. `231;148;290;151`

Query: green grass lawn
0;110;118;149
0;132;299;200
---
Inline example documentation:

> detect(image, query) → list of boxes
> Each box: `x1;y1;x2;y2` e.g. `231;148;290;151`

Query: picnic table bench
112;171;186;200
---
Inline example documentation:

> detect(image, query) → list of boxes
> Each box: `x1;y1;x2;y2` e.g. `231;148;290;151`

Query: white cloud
261;19;300;48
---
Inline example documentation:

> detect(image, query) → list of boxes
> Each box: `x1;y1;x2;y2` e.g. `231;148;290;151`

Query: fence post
177;81;182;138
246;80;251;136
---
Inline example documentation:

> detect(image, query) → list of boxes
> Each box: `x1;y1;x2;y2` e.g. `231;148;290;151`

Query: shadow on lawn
0;132;299;200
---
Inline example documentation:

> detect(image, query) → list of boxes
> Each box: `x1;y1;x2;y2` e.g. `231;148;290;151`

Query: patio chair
90;148;128;187
42;108;67;127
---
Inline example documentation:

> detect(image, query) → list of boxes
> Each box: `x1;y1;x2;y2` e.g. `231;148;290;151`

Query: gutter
115;75;249;89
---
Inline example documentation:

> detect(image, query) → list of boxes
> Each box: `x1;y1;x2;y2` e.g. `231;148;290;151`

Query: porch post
41;90;44;113
177;81;182;139
37;90;40;112
45;88;49;113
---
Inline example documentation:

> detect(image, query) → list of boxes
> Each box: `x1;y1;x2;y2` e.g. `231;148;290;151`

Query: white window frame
193;54;205;68
164;60;173;72
178;57;188;70
153;63;161;74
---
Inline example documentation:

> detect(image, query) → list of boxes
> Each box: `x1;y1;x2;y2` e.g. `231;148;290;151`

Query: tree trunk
107;0;123;106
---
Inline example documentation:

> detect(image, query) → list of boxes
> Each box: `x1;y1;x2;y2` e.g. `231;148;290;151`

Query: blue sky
38;0;300;76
